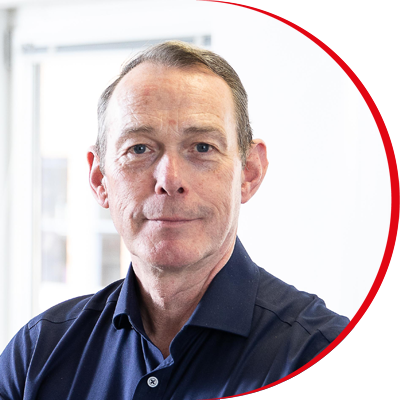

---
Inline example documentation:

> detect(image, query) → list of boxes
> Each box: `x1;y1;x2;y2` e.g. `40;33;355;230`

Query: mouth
146;217;199;226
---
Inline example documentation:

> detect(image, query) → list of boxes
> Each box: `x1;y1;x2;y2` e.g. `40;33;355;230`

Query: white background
0;0;398;399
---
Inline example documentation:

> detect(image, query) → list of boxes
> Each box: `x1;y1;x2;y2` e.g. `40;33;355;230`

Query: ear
241;139;269;204
87;146;109;208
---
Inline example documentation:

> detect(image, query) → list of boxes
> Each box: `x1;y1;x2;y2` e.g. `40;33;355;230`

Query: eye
196;143;210;153
132;144;148;154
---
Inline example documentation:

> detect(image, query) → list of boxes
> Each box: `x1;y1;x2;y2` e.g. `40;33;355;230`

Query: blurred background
0;0;394;354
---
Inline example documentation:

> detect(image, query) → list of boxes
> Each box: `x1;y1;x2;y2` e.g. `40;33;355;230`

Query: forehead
106;62;236;134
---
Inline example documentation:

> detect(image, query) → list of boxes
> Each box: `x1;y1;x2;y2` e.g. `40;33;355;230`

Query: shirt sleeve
0;324;37;399
270;295;350;381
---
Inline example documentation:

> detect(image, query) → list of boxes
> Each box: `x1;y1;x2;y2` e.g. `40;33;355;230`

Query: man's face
101;62;244;271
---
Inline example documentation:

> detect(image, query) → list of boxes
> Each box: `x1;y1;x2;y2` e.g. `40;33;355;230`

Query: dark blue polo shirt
0;238;349;399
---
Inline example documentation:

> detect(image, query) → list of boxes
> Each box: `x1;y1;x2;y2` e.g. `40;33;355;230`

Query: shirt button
147;376;159;388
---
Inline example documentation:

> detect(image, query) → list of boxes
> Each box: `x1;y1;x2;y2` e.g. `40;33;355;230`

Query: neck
131;239;235;358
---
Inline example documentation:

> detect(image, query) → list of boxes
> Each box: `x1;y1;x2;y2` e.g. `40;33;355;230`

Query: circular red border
198;0;400;398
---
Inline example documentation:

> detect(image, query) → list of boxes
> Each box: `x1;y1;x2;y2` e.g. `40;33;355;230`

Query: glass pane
100;234;121;286
41;157;68;283
41;158;68;220
41;232;66;282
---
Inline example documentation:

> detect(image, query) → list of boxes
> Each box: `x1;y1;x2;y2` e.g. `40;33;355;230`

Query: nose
154;152;186;196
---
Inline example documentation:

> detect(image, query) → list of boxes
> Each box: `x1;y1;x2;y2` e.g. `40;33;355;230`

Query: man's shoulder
253;266;349;343
27;279;124;330
0;279;126;399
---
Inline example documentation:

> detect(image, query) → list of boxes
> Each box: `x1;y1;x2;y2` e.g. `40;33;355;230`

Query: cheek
203;165;242;218
106;171;150;223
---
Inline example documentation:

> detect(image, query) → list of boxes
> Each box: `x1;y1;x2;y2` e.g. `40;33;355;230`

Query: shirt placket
131;360;173;400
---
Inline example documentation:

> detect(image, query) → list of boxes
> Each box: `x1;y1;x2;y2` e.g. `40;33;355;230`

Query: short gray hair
96;40;253;172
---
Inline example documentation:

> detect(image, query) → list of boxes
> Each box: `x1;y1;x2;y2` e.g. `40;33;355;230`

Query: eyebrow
115;125;154;148
115;124;229;148
184;126;229;149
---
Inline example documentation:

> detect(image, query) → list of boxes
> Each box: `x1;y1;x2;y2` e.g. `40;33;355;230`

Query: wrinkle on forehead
105;62;237;149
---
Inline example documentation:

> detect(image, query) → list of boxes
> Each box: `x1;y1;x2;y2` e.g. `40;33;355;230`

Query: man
0;41;349;399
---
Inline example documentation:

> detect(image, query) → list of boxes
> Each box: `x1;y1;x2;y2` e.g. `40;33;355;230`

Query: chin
135;237;211;271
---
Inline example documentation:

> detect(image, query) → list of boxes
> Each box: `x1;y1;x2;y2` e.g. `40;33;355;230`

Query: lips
141;203;211;223
147;217;198;223
145;216;200;227
150;217;194;221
